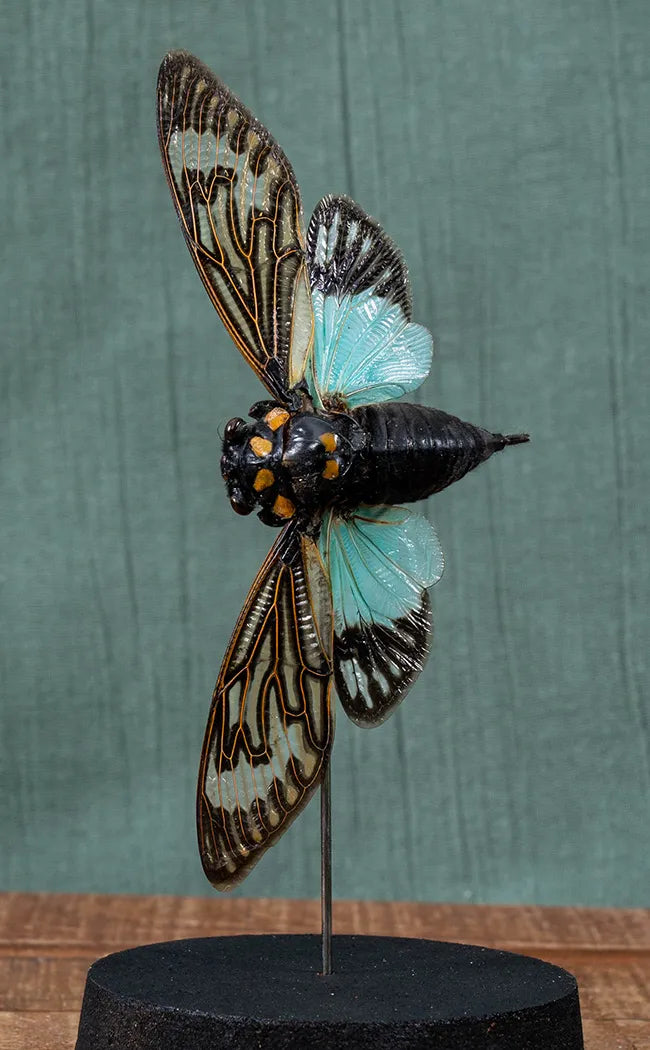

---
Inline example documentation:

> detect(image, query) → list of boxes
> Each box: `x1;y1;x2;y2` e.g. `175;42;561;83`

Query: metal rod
320;761;332;976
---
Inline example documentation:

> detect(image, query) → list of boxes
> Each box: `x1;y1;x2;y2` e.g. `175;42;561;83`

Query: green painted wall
1;0;648;906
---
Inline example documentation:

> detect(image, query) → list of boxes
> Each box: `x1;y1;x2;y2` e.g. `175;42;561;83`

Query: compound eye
230;495;252;516
224;417;245;441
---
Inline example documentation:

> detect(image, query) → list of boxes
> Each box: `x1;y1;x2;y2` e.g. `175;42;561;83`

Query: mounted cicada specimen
157;51;528;891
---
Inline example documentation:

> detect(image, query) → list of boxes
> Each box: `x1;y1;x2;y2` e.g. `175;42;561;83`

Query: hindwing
197;524;333;889
157;51;314;400
306;195;433;408
319;506;444;726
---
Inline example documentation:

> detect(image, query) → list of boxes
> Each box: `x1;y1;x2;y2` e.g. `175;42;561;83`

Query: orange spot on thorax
253;468;274;491
265;408;290;431
273;494;295;519
250;436;272;457
322;459;339;480
319;432;337;453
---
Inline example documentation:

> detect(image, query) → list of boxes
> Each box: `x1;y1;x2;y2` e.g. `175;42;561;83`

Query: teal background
1;0;648;905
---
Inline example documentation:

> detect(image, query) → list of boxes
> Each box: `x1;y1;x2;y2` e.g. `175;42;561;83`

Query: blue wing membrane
305;195;433;408
319;506;444;726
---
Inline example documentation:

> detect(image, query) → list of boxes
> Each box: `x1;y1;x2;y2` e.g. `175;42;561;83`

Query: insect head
220;401;295;526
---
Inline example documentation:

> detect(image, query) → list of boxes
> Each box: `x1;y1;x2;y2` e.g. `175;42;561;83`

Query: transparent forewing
305;195;433;408
198;524;334;889
319;506;444;726
157;51;314;400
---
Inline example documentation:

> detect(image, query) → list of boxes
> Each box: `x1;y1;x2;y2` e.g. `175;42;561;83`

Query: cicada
157;51;528;890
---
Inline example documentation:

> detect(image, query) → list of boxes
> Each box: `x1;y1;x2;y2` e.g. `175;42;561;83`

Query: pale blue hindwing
305;195;433;408
319;505;444;726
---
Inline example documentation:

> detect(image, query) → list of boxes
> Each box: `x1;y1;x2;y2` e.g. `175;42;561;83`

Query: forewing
319;506;444;726
198;524;334;889
306;195;433;408
157;51;314;400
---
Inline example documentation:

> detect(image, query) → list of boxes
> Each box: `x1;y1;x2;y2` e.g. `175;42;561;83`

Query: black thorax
220;398;520;527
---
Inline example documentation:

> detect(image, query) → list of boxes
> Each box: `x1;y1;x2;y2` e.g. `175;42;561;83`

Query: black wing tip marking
156;50;309;404
198;753;331;891
307;193;413;319
157;48;193;81
196;524;334;891
157;50;240;105
334;590;432;728
156;50;299;185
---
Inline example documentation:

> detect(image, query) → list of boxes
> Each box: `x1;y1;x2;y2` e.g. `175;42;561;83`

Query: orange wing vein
157;50;314;400
197;524;334;889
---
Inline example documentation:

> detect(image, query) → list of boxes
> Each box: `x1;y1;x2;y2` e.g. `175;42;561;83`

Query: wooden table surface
0;893;648;1049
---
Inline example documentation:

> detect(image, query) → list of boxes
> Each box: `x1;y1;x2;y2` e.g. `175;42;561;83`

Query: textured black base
75;934;584;1050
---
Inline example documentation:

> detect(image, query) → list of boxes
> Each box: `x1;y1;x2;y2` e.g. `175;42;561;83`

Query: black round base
75;934;584;1050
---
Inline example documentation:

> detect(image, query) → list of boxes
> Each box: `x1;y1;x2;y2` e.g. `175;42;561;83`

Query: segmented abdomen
347;402;502;506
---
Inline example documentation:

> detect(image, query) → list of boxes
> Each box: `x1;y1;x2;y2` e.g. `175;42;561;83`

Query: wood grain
582;1021;638;1049
0;894;648;1048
